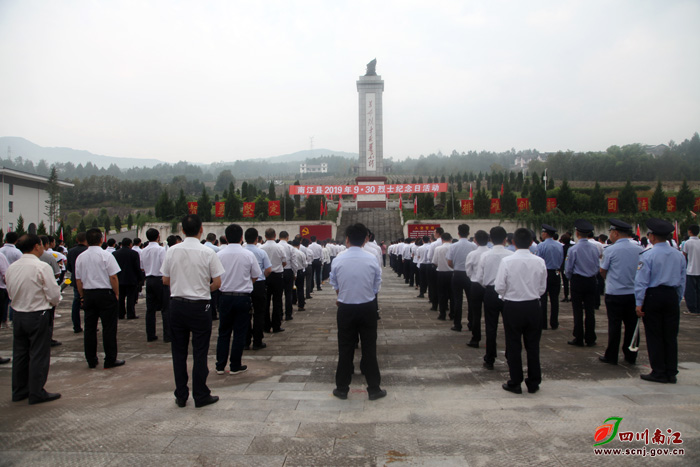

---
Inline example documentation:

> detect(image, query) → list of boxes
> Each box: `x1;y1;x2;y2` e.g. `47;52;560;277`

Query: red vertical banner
461;199;474;215
637;197;649;212
242;202;255;218
399;196;403;210
694;197;700;212
516;198;529;212
337;199;342;212
268;200;280;216
214;202;225;218
666;197;677;212
413;197;417;214
607;198;618;213
546;198;557;212
187;202;198;214
489;198;501;214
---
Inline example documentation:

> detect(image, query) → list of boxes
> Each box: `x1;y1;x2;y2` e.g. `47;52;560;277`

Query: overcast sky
1;0;699;163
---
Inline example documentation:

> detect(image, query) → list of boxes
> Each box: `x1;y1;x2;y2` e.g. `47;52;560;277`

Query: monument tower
356;58;387;208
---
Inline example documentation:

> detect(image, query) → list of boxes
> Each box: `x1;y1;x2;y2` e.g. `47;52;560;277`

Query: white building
0;167;73;234
300;163;328;174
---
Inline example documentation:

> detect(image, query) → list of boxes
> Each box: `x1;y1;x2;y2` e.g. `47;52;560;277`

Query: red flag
674;221;679;244
399;196;403;210
243;202;255;218
500;183;504;196
187;202;198;215
337;199;342;212
268;200;281;216
433;191;437;199
59;228;64;241
461;199;474;215
215;202;225;218
469;183;473;199
413;197;417;214
636;224;641;239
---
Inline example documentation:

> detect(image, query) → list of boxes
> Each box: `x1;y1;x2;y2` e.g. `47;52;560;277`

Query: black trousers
404;259;412;284
216;294;251;371
12;310;52;402
265;272;284;332
469;282;485;341
483;286;503;364
247;281;267;347
570;274;597;345
312;259;322;290
210;289;220;320
335;301;381;393
323;262;331;281
295;269;306;309
83;289;119;366
437;271;453;319
282;269;295;319
118;284;138;319
642;286;680;381
146;276;164;341
540;269;561;329
603;294;638;364
305;267;314;298
419;264;429;296
561;268;570;299
428;264;438;309
170;298;212;404
502;299;542;387
70;286;82;332
451;271;470;330
396;255;403;276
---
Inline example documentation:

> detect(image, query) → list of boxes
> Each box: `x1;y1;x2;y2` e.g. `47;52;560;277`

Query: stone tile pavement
1;269;699;466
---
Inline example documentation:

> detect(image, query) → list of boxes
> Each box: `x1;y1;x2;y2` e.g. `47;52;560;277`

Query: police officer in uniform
536;224;564;330
599;219;642;365
565;220;600;347
635;218;686;383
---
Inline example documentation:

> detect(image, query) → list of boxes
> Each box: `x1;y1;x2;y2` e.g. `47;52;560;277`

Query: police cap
608;218;633;234
645;218;674;237
541;224;557;234
574;219;594;234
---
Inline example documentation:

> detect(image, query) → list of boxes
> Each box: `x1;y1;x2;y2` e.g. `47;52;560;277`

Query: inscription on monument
366;93;376;172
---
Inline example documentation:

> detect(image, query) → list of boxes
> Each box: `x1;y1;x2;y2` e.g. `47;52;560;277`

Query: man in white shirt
495;228;547;394
0;232;23;264
447;224;476;332
260;228;286;333
683;224;700;315
75;228;124;370
278;231;296;321
162;214;225;408
215;224;261;376
427;228;444;311
301;238;314;299
433;233;454;321
464;230;490;348
141;228;169;342
291;239;307;311
6;234;62;404
416;236;431;298
308;236;324;291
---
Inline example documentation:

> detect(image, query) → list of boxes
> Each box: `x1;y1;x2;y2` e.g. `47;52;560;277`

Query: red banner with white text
289;183;448;196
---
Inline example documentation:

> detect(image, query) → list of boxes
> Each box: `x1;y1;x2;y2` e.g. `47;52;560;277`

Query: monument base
356;176;387;209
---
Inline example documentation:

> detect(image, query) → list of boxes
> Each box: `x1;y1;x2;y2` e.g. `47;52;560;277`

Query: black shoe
231;365;248;375
467;340;480;348
164;338;171;343
624;358;636;365
368;389;387;401
51;340;62;347
298;307;305;311
212;316;219;321
550;326;559;330
195;395;219;408
567;340;584;347
0;357;10;365
87;361;98;369
74;328;83;334
306;295;313;299
668;376;677;384
598;356;617;365
104;360;125;369
264;329;272;333
542;326;548;330
29;392;61;405
483;361;494;370
147;336;159;342
175;398;187;408
502;383;522;394
127;316;140;319
244;345;250;350
430;307;438;311
437;315;446;321
317;288;322;291
272;328;285;333
526;384;540;394
586;342;597;347
252;343;267;350
417;294;424;298
332;388;348;400
640;373;668;384
450;326;462;332
285;316;293;321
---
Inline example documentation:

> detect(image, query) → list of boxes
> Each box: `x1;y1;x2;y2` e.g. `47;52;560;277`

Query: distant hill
0;136;165;169
265;149;358;163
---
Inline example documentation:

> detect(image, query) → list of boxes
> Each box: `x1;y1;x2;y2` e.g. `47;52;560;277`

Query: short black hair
458;224;470;238
265;228;276;239
76;232;87;243
490;226;507;245
107;238;116;247
40;235;50;247
121;238;132;247
146;228;159;242
310;235;317;242
86;228;103;246
474;230;489;246
244;228;258;244
345;223;368;247
206;233;217;242
689;225;700;236
225;224;244;244
279;231;289;239
513;227;533;249
17;234;42;254
422;235;430;243
133;237;141;245
441;232;452;242
166;235;178;247
302;238;310;247
219;235;227;245
181;214;202;237
291;239;300;247
4;232;19;244
434;227;444;236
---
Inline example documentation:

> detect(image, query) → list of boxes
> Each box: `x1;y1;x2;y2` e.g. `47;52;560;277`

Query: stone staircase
335;209;403;245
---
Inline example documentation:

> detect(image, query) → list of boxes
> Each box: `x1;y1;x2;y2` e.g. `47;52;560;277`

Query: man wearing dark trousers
309;236;323;291
260;228;286;333
215;224;261;375
433;233;453;321
113;238;141;320
536;224;564;330
301;238;314;299
465;230;490;347
331;223;386;401
141;228;168;342
66;232;88;333
162;214;224;408
495;228;547;394
447;224;476;332
427;228;444;311
278;231;295;321
292;239;307;311
75;228;124;370
244;228;272;350
6;234;62;404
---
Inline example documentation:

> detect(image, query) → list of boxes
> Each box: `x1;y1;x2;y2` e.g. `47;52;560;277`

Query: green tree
474;188;490;217
293;180;301;210
650;180;666;213
214;169;235;192
283;192;295;220
619;180;637;214
268;181;276;200
173;189;188;219
501;182;517;216
114;215;122;231
16;214;26;236
126;213;134;230
530;183;547;214
37;220;47;236
253;195;269;221
197;188;212;222
44;166;60;234
155;190;174;220
225;192;242;220
677;178;695;213
78;219;87;233
241;181;249;201
589;181;606;215
103;215;111;233
91;217;99;228
557;179;575;213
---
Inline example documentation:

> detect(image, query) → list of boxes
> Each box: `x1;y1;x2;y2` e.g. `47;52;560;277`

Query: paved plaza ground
1;268;699;466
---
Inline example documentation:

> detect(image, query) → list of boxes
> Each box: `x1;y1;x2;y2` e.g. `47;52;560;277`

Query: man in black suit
113;238;142;320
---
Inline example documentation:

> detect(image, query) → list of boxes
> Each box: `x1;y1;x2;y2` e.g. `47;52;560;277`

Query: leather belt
220;292;250;297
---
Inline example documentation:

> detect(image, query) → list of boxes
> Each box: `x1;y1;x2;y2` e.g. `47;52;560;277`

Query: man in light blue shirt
537;224;564;330
599;219;642;365
330;223;385;401
446;224;476;332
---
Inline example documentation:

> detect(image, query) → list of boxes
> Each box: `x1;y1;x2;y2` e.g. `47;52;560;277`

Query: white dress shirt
293;247;307;271
260;240;285;273
330;247;381;304
6;254;62;311
301;244;313;265
0;243;22;264
75;246;121;289
363;242;383;270
140;242;166;276
217;244;262;294
494;249;547;301
432;243;453;272
309;242;323;260
0;252;8;289
278;240;294;270
465;246;490;280
426;239;442;263
161;237;225;300
446;238;476;272
683;236;700;276
474;245;513;287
